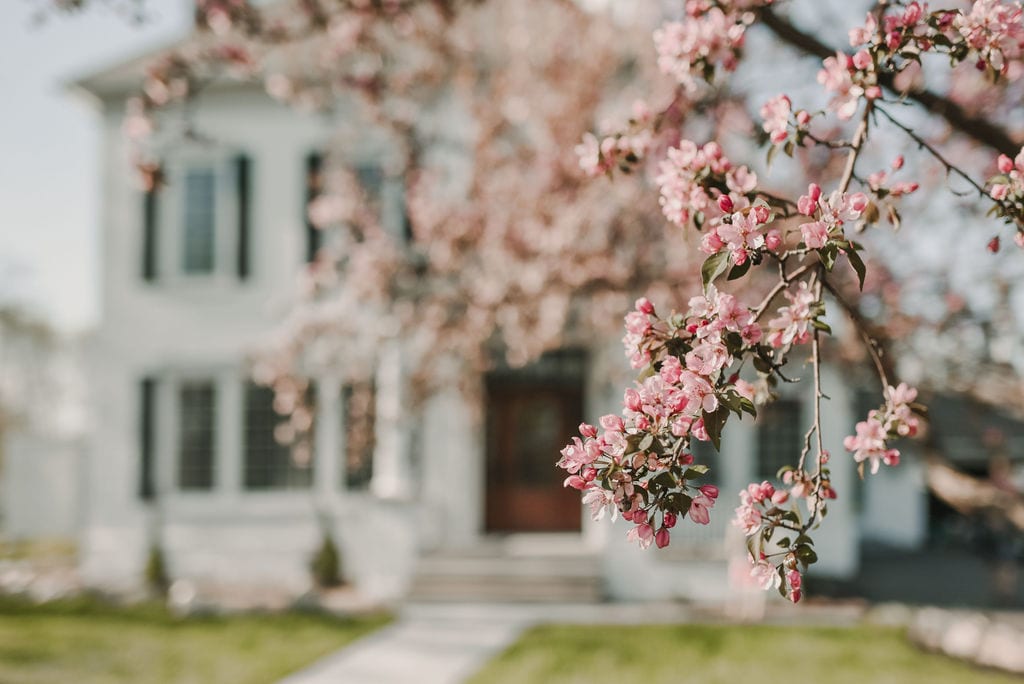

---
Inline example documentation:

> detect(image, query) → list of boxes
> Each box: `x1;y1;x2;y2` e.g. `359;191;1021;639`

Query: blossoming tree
558;0;1024;602
52;0;1024;602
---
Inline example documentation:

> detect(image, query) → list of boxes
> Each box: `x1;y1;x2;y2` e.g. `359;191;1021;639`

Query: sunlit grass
470;623;1017;684
0;595;389;684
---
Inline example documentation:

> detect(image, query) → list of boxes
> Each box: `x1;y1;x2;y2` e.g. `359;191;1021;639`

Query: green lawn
0;596;389;684
470;623;1018;684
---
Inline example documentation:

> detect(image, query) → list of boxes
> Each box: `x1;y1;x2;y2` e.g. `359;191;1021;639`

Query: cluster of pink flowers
986;148;1024;247
991;148;1024;200
796;183;869;249
954;0;1024;76
560;293;764;549
733;480;785;536
575;101;655;177
655;139;758;229
848;1;1024;79
700;202;782;265
653;7;748;93
849;3;931;52
732;478;820;603
843;383;921;474
766;282;818;348
817;51;880;120
751;556;804;602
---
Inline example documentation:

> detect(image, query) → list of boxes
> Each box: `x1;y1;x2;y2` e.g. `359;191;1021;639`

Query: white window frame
159;148;241;283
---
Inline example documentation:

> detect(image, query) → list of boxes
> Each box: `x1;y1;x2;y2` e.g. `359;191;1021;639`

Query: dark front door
485;350;585;533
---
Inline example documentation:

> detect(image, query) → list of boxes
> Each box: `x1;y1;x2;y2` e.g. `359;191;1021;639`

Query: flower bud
663;511;677;528
699;484;719;499
865;85;882;100
998;154;1014;174
796;109;811;126
891;155;905;171
579;422;598;438
635;297;655;315
771;490;789;505
655;527;671;549
752;204;770;224
718;194;734;213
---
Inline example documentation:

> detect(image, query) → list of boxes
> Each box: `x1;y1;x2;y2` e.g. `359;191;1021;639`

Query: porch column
314;374;342;499
217;372;242;498
370;340;413;499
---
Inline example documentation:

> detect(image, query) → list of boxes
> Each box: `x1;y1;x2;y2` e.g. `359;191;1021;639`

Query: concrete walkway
278;600;869;684
277;604;536;684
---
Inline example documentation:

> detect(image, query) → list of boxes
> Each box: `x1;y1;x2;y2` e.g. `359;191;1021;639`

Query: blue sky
0;0;190;332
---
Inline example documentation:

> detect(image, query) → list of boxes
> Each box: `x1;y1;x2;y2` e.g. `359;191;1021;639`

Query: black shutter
235;154;252;279
139;377;157;500
142;187;159;281
305;152;324;263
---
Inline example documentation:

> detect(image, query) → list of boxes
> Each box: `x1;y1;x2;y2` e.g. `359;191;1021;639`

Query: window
139;377;156;500
182;167;217;274
342;382;376;490
756;398;803;481
178;381;216;490
244;384;313;490
146;152;252;281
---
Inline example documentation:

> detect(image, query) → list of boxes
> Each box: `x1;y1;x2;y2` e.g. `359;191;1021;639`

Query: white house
64;30;936;607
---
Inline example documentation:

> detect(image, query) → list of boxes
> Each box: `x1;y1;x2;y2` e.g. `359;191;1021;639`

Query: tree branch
758;7;1022;156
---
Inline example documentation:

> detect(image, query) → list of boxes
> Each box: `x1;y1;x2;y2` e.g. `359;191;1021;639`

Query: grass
0;595;389;684
469;623;1020;684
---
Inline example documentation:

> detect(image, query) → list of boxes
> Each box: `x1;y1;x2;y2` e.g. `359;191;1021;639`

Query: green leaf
847;248;867;291
727;258;752;281
811;319;832;334
819;244;838;271
739;397;757;418
796;544;818;566
701;251;730;291
684;465;710;478
753;356;773;374
702;405;730;451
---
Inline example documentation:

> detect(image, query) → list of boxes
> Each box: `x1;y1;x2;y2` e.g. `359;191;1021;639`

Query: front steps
408;535;604;603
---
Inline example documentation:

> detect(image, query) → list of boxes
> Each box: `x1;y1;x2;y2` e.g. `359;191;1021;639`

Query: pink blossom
626;522;655;549
750;559;781;590
732;495;762;536
767;281;817;348
760;94;792;144
800;221;830;249
689;494;714;525
817;51;863;120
